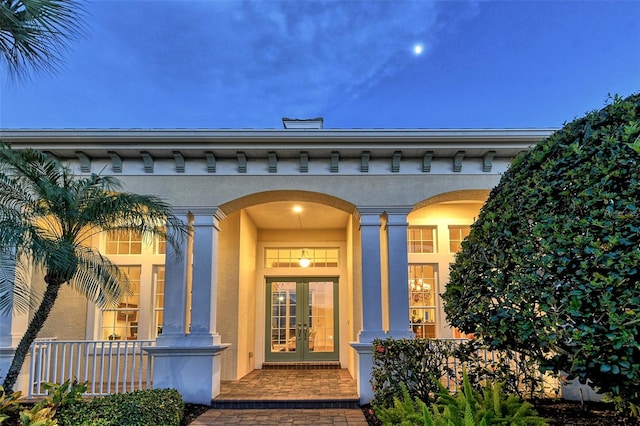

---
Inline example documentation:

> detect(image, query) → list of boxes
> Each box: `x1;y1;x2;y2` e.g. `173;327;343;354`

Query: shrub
57;388;184;426
443;93;640;407
376;370;549;426
453;339;544;400
371;338;457;408
0;386;23;425
371;338;544;409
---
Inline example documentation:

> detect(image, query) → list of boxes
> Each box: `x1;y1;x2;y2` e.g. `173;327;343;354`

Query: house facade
0;121;554;404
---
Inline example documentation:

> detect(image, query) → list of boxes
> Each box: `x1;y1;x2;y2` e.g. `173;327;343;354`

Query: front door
265;277;339;361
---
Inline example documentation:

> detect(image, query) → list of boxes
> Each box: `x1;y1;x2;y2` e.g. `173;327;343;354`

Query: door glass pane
270;281;297;353
307;281;334;353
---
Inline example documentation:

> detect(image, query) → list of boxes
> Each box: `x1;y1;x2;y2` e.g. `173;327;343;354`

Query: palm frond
0;0;86;79
70;245;129;309
0;251;42;314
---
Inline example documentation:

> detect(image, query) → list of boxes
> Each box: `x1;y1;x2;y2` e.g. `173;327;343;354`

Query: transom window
448;225;471;253
407;226;436;253
105;230;142;255
265;248;339;268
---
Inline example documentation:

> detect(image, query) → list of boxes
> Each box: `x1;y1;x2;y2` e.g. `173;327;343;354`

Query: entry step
262;362;341;369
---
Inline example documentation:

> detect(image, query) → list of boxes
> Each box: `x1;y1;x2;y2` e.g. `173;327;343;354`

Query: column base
350;342;375;405
0;346;30;394
143;344;230;405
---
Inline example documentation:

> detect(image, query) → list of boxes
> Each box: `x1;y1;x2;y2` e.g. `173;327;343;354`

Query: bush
443;93;640;407
370;338;544;409
57;388;184;426
0;386;23;425
371;338;457;408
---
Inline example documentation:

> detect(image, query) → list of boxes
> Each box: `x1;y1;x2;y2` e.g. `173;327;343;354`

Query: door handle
297;323;302;339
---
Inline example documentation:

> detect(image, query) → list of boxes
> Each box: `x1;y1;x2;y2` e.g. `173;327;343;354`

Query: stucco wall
236;210;258;378
31;270;88;340
115;174;501;212
217;211;241;380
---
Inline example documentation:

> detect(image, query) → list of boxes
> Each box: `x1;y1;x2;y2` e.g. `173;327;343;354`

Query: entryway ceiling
244;201;350;230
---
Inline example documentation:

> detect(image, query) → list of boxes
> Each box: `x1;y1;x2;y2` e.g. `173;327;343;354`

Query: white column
156;213;189;344
0;255;33;393
145;209;230;405
0;309;15;385
357;208;386;342
351;208;386;405
189;208;225;345
385;208;414;339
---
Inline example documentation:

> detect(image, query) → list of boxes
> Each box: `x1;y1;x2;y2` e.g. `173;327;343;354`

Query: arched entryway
216;191;357;380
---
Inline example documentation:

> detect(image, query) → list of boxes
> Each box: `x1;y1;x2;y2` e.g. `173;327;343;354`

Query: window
448;225;470;253
408;264;437;338
407;226;436;253
105;230;142;255
153;266;165;336
153;234;166;255
101;266;140;340
265;248;339;268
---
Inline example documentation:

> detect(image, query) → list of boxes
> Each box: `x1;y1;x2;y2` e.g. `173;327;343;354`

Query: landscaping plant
371;338;544;410
0;144;187;392
376;370;548;426
443;93;640;409
370;338;458;408
56;388;184;426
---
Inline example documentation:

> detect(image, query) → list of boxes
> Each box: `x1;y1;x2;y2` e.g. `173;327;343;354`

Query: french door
265;277;339;362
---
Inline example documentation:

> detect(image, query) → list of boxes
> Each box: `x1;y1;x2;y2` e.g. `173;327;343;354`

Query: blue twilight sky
1;0;638;130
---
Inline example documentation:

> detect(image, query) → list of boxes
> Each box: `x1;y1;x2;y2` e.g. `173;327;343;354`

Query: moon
413;44;424;55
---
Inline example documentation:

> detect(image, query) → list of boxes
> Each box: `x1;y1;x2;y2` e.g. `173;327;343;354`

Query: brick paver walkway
190;368;368;425
190;408;368;425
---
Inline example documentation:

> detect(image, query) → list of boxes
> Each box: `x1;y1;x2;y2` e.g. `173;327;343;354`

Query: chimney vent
282;117;324;129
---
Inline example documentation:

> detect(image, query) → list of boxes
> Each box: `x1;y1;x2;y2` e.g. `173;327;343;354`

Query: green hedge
371;338;544;409
57;388;184;426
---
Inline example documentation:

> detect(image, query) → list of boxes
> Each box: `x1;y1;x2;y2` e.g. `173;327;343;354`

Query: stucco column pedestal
1;301;31;393
144;344;230;405
349;342;376;404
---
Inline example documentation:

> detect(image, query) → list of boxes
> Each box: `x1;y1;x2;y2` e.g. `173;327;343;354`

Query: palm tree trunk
2;279;63;392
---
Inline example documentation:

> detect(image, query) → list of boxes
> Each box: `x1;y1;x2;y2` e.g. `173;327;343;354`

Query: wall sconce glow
299;249;311;268
293;205;303;213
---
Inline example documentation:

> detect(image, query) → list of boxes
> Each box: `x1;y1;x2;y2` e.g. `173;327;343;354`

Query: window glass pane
448;226;471;253
154;266;165;336
408;264;438;338
264;248;339;268
106;230;143;255
100;265;141;340
407;226;436;253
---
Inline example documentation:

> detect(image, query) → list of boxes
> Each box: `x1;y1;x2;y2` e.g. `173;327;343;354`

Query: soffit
0;128;556;160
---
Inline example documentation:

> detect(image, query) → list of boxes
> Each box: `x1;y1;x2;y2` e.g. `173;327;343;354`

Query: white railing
434;339;549;397
29;339;155;397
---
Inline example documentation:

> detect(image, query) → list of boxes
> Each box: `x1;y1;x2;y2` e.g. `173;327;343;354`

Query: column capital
172;206;227;222
357;206;386;216
190;208;226;230
383;206;414;217
356;207;384;227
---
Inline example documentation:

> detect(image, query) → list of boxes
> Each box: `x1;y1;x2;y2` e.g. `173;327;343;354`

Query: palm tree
0;144;187;391
0;0;85;79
